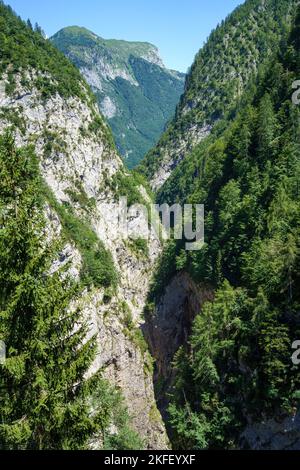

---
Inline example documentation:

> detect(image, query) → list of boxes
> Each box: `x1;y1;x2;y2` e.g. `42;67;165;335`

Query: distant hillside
51;26;185;168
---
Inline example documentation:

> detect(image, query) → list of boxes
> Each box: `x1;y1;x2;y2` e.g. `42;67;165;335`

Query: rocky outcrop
141;46;165;68
150;124;212;191
50;27;185;168
240;412;300;450
144;272;214;414
145;273;213;378
0;70;168;449
81;290;168;449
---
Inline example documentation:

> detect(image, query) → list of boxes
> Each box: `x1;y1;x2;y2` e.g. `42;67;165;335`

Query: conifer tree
256;93;277;163
166;5;300;449
0;134;141;450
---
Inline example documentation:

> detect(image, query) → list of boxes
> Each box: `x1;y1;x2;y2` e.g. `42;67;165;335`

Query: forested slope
51;26;185;169
139;0;297;190
147;4;300;450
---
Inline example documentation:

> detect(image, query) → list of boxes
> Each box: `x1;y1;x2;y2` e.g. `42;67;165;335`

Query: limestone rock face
240;413;300;450
0;70;168;449
150;124;212;191
50;27;185;168
144;272;214;414
145;273;213;378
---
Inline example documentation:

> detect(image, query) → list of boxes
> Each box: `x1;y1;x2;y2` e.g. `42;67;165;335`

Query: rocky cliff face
143;273;214;419
0;69;168;449
142;272;214;420
149;124;212;192
144;273;214;381
240;413;300;450
51;27;185;169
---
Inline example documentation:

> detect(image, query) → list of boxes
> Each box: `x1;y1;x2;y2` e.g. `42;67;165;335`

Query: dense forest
139;0;298;183
1;0;300;453
0;132;143;449
147;4;300;449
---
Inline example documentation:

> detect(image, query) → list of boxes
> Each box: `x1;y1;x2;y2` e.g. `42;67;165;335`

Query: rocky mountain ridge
51;26;185;169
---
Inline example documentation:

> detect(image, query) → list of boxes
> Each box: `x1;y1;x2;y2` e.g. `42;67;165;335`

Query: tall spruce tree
0;134;141;450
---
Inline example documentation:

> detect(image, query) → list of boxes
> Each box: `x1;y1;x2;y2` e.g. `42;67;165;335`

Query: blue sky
6;0;242;72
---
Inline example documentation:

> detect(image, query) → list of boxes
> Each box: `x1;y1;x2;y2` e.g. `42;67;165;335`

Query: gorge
0;0;300;452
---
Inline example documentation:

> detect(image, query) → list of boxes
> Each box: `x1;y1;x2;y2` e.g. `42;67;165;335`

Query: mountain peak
51;26;185;168
51;26;165;67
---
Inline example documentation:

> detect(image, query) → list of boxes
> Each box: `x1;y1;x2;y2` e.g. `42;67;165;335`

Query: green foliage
94;381;144;450
87;115;116;150
0;3;117;151
0;134;140;449
0;107;26;135
42;129;67;158
65;181;96;210
139;0;297;180
160;5;300;449
175;250;188;271
122;306;149;357
147;240;178;305
108;58;184;168
107;169;151;206
126;237;149;260
51;26;185;168
0;2;92;103
44;187;118;289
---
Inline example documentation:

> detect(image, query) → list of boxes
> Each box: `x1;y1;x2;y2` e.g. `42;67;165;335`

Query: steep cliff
51;26;185;169
2;0;300;452
0;3;168;449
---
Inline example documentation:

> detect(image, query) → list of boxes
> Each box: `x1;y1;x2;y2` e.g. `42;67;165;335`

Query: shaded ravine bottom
142;272;214;440
142;273;300;450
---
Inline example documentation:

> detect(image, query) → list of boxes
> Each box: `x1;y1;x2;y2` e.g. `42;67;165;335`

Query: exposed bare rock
0;70;168;449
150;124;212;191
100;95;118;119
143;272;214;418
144;272;213;378
240;412;300;450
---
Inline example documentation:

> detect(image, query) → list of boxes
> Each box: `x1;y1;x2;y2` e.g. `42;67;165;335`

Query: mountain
143;0;300;450
139;0;297;190
0;2;168;449
50;26;185;169
1;0;300;453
